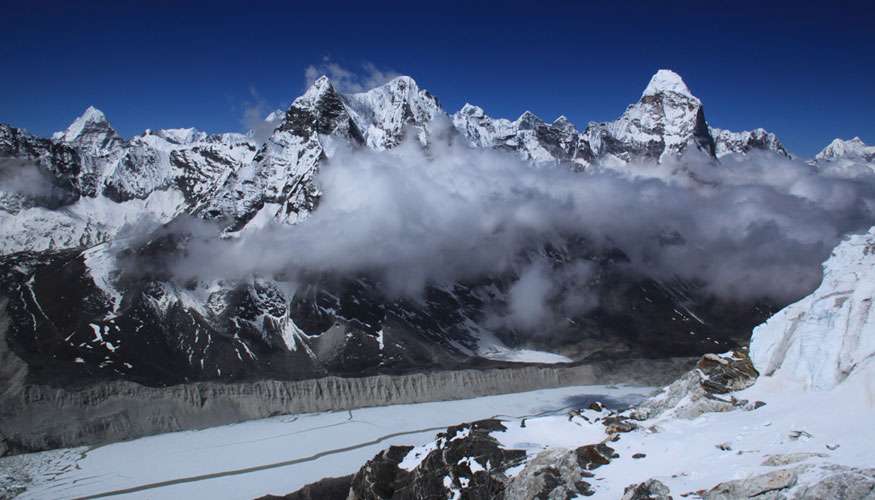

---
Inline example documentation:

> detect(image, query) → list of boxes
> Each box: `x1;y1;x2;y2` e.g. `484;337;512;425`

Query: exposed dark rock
348;445;412;499
349;419;525;500
575;443;616;470
257;475;352;500
621;479;673;500
603;415;639;434
696;351;759;395
631;350;761;420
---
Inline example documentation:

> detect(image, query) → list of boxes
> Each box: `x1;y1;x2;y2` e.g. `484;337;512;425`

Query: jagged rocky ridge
452;70;793;170
0;69;864;456
289;227;875;499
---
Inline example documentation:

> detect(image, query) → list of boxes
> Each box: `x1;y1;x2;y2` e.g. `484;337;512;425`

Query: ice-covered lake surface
0;384;653;499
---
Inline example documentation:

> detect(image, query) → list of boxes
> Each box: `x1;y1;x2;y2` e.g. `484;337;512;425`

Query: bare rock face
621;479;673;500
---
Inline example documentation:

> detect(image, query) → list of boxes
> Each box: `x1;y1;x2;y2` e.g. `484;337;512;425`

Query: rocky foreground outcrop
630;350;761;420
278;351;755;499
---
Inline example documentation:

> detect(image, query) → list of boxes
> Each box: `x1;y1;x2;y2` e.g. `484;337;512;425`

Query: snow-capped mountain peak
151;127;208;145
815;136;874;162
583;69;712;164
552;115;575;130
342;74;442;149
710;127;791;159
514;110;543;130
451;70;788;167
294;75;338;109
52;106;121;150
458;103;486;118
264;109;286;124
812;136;875;176
642;69;694;98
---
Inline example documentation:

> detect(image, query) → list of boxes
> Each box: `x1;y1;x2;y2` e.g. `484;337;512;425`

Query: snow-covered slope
711;127;791;159
750;227;875;390
344;75;442;150
452;105;590;168
0;109;258;254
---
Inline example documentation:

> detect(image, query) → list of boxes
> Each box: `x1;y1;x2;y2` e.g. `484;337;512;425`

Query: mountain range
0;69;873;400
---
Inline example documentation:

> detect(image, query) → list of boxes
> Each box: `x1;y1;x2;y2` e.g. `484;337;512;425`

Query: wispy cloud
239;86;281;145
304;57;402;93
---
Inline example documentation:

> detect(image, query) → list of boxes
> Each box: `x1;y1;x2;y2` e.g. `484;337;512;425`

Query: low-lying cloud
134;121;875;330
0;159;77;209
240;86;279;145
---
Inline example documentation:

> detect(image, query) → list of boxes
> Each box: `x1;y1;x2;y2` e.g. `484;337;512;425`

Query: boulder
792;467;875;499
621;479;673;500
696;351;759;394
761;452;828;467
631;350;759;420
504;448;594;499
575;443;617;470
703;468;797;499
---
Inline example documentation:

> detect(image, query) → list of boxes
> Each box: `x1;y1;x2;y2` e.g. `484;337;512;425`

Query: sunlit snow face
131;121;875;319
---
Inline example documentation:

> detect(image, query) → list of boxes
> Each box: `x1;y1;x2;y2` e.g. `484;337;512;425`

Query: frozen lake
1;384;652;499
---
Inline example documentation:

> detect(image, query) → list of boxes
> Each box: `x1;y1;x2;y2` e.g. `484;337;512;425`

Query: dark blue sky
2;0;873;157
